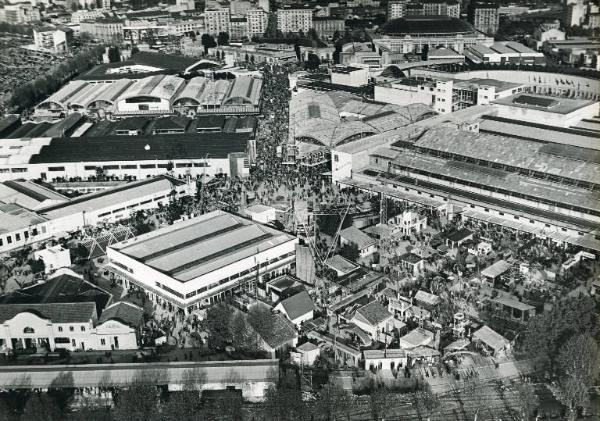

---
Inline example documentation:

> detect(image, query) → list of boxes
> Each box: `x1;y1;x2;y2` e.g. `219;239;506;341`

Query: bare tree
314;383;351;421
556;334;599;421
513;382;538;421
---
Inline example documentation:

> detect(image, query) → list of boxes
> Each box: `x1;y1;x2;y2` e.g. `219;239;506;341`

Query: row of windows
57;325;86;332
97;194;172;218
0;168;27;174
155;281;184;299
0;226;45;248
184;251;295;299
390;162;600;217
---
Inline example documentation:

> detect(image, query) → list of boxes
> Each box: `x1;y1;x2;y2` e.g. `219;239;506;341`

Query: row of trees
202;301;275;355
9;45;105;111
517;295;599;420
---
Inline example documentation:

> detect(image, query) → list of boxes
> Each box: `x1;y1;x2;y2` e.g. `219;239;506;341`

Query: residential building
0;271;143;353
273;288;315;326
70;10;106;24
33;26;72;53
313;17;344;40
230;17;248;40
246;8;268;37
277;7;313;34
399;327;434;349
399;253;425;276
472;325;510;356
80;17;124;41
404;0;460;18
488;296;535;323
340;226;377;258
205;8;230;35
565;0;586;27
295;342;320;365
387;0;407;19
468;1;500;35
107;210;299;313
0;3;40;24
529;22;565;50
364;349;407;372
350;300;395;340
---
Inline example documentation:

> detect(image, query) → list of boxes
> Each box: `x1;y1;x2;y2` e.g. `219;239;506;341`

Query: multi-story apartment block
0;3;40;24
388;0;458;20
277;7;313;34
246;8;268;37
205;8;231;35
230;16;248;39
33;26;72;53
71;10;106;24
387;0;407;19
565;0;586;27
468;1;500;35
313;17;344;40
80;17;124;41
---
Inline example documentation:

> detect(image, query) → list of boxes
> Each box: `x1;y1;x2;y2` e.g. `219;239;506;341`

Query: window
15;233;20;241
101;339;106;346
0;238;3;246
6;236;11;244
24;231;28;239
484;208;489;212
499;212;504;216
514;216;519;220
11;168;26;173
334;154;339;162
176;163;192;168
103;165;119;170
48;166;65;172
58;326;63;332
54;337;70;344
80;326;86;332
23;327;35;334
84;165;96;170
121;165;137;169
140;164;156;169
69;326;74;332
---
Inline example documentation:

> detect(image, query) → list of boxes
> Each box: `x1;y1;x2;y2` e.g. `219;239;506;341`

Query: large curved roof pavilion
87;79;135;110
172;77;209;107
117;75;186;104
198;79;232;108
38;80;89;112
381;16;478;37
223;77;263;106
290;91;435;149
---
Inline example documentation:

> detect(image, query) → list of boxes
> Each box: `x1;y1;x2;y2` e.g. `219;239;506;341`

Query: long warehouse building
107;211;299;313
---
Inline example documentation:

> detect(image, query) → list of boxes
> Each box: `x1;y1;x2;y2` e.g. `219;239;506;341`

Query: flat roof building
107;210;298;313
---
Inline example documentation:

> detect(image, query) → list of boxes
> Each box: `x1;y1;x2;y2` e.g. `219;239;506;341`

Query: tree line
9;45;105;112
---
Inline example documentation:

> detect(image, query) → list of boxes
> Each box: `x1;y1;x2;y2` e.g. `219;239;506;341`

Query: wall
493;101;600;127
94;320;138;350
0;157;238;183
411;68;600;99
374;85;433;107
